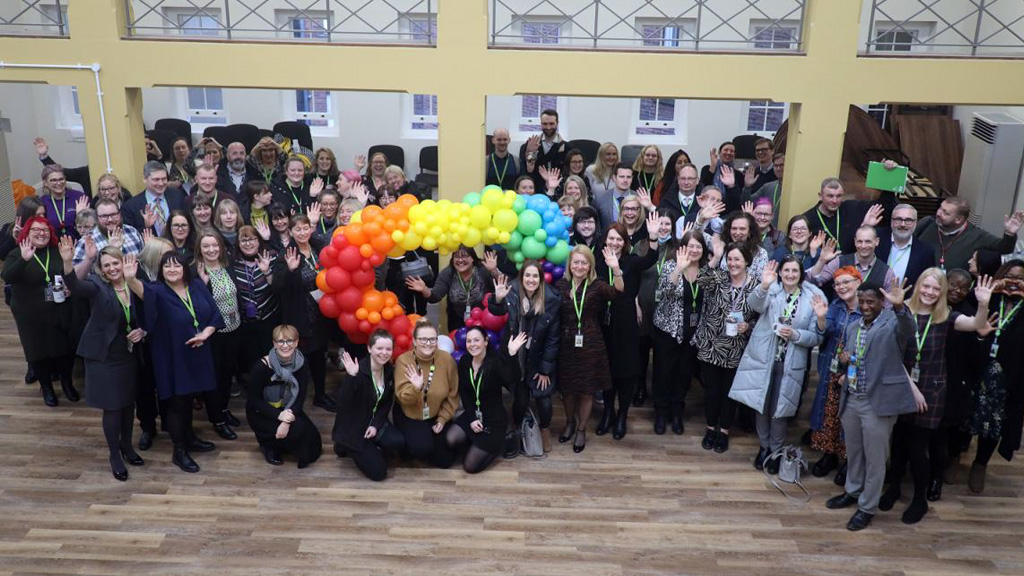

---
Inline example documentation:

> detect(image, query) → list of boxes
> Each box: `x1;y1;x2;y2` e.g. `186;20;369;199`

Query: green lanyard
913;314;932;365
286;183;302;209
457;271;474;296
177;288;200;331
855;323;867;364
995;299;1022;341
687;279;700;310
491;154;510;186
303;249;319;271
782;290;800;319
469;366;484;411
570;279;589;332
816;207;840;251
319;217;327;235
33;250;51;283
656;251;667;276
640;171;655;191
115;287;132;334
678;193;694;217
50;196;66;226
262;168;275;183
888;244;910;270
370;370;385;415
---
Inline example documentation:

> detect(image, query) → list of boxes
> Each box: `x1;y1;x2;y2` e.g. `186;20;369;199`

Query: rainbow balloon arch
315;185;573;357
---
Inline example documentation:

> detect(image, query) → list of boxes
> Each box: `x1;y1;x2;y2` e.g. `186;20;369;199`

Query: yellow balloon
387;244;406;258
498;231;511;244
350;211;362;224
502;190;518;208
421;235;438;251
481;188;504;212
462;227;482;246
413;221;429;236
484;227;500;242
492;208;518;232
400;230;422;251
469;205;492;229
407;204;423;222
430;225;443;238
392;230;405;242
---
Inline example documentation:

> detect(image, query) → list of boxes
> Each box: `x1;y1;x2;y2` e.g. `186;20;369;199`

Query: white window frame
277;10;331;40
860;103;892;129
515;16;567;45
163;8;225;38
511;95;569;141
402;14;436;44
293;89;336;137
743;100;788;136
55;85;83;135
749;20;800;51
39;3;70;35
741;21;796;135
628;98;688;144
635;18;697;49
184;87;227;127
402;93;438;139
871;21;935;53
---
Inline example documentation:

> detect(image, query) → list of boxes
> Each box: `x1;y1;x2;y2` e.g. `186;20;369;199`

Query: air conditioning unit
958;112;1024;234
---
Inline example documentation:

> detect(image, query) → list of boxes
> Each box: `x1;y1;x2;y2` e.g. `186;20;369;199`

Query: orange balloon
315;270;331;293
355;307;368;320
361;205;384;222
382;220;396;234
368;311;381;324
371;233;395;254
363;222;382;237
381;307;395;320
362;290;384;312
407;313;422;329
359;243;374;258
392;304;404;317
383;292;398;307
397;219;410;232
398;194;419;208
344;223;368;246
383;203;406;221
332;226;345;238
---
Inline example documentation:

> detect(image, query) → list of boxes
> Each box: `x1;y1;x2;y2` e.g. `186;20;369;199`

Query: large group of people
5;122;1024;534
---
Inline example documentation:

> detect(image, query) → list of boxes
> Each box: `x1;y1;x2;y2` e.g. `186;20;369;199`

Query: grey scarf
265;348;305;410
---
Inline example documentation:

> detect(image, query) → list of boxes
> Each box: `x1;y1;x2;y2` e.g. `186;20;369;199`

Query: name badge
574;333;584;348
829;355;840;374
603;307;612;326
654;290;661;304
910;364;921;383
309;289;324;303
846;358;858;390
475;409;483;422
421;404;430;420
990;342;999;358
689;313;699;328
43;285;55;302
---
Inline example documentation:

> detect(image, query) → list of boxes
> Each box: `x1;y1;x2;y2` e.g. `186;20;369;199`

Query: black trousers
237;315;277;376
165;394;194;448
205;329;241;424
651;328;697;414
343;426;406;482
636;334;653;397
701;362;737;430
512;377;553;429
31;355;74;390
394;410;455;468
134;346;161;434
888;420;933;502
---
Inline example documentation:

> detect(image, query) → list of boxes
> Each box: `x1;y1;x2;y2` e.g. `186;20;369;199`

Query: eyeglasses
28;227;50;234
790;227;809;233
46;178;66;184
98;213;119;220
274;339;297;346
171;223;189;229
679;176;698;182
835;278;859;287
755;148;771;154
239;237;258;244
892;217;917;225
98;186;119;193
416;337;438;344
621;206;639;212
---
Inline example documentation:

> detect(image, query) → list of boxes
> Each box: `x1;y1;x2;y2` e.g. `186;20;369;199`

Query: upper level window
296;90;331;128
291;16;329;39
519;95;559;134
521;20;561;44
638;19;696;49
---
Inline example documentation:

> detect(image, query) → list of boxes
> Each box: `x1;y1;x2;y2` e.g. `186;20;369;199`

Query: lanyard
491;154;510;186
469;366;484;411
262;168;275;183
319;217;327;235
177;165;190;183
286;183;302;209
570;279;589;332
678;193;694;217
420;362;436;400
782;290;800;319
177;288;200;330
50;196;67;226
687;278;700;310
115;287;132;334
936;225;968;269
995;299;1022;341
835;306;854;353
639;171;655;191
888;242;910;270
656;251;667;276
855;323;867;364
371;370;385;415
33;250;51;283
913;314;932;365
302;249;319;271
457;271;474;301
816;208;840;251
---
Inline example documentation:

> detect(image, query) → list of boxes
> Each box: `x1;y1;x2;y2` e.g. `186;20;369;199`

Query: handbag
520;408;544;458
399;254;434;283
765;445;810;502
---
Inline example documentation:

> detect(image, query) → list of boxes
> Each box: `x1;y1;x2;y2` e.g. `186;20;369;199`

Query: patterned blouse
231;257;279;323
207;267;240;332
652;259;703;344
692;266;759;368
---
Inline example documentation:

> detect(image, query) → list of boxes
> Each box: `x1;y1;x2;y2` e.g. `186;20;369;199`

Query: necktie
153;199;167;235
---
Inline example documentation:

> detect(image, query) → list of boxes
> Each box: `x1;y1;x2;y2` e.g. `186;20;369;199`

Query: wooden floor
0;310;1023;576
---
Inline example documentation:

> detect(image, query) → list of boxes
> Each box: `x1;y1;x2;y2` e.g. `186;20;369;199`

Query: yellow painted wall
2;0;1024;221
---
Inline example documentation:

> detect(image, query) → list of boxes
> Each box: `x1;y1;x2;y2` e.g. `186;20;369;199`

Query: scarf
265;348;305;410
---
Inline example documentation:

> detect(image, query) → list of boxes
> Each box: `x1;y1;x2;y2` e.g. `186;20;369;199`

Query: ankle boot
60;381;80;402
612;408;628;440
40;382;58;407
653;409;667;435
671;408;684;435
595;403;615;436
172;447;200;473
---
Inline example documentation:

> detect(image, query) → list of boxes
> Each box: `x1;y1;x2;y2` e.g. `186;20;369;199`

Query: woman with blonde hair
631;145;664;194
213;198;242;256
309;147;340;191
586;142;619;199
94;173;132;207
561;175;590;208
616;195;651;249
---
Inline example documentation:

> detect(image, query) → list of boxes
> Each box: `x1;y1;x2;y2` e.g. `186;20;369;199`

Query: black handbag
399;254;434;283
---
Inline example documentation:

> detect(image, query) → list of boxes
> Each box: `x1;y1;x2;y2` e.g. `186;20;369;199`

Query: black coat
67;273;141;362
276;239;328;348
246;358;322;464
270;176;312;215
657;183;700;231
876;232;937;287
455;350;521;454
332;358;395;452
488;280;561;397
121;188;187;233
595;246;658;378
1;247;74;362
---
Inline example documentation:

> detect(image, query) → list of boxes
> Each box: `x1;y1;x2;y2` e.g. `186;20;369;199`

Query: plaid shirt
72;224;145;266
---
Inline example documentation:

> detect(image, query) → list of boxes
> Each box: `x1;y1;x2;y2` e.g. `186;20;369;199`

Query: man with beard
872;204;935;286
519;109;566;193
913;195;1023;271
72;199;145;272
218;142;257;198
485;128;521;190
801;178;901;256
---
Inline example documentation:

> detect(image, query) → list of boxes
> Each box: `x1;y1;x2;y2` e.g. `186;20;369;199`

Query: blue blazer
121;188;187;233
68;273;141;362
876;231;937;287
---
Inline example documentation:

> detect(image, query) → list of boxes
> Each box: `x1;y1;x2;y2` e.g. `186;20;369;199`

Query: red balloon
471;307;483;320
318;293;341;318
360;260;373;271
349;331;368;345
482;293;491;308
544;272;553;284
336;286;363;313
338;312;358;334
480;308;507;331
358;320;373;334
369;253;384;267
389;314;410;336
332;234;348;249
350;267;375;289
319;245;338;268
325;267;351;291
337;245;363;272
466;318;479;328
375;317;390;333
395;334;410;349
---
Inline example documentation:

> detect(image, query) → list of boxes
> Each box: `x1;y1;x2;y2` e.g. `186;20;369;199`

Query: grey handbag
765;445;811;502
520;408;544;458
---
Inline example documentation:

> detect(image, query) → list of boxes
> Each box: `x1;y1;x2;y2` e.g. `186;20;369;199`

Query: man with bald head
485;128;521;190
218;141;257;197
808;225;896;299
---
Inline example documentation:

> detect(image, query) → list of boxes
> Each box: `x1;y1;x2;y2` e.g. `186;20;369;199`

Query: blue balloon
527;195;549;213
454;327;468;350
545;236;558;247
452;349;465;362
487;329;501;349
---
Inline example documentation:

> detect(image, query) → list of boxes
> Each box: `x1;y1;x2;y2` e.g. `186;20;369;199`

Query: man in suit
825;282;926;531
593;163;634;229
122;161;186;237
655;164;701;235
519;109;567;193
874;204;936;287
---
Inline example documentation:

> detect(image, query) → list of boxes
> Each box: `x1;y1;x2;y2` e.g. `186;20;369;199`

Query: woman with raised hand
489;262;561;455
2;216;78;406
691;238;760;454
730;256;825;473
247;324;322;468
332;330;405;480
39;164;88;240
447;328;526;473
405;245;498;332
556;244;624;453
231;225;280;376
635;207;680;409
879;270;991;523
123;251;224;473
772;215;824;270
65;241;147;481
651;230;707;435
194;230;243;440
394;319;459;468
595;214;659;440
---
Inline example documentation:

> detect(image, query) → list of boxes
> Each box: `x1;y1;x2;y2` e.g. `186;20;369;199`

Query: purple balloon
553;266;565;279
487;329;501;349
454;327;468;350
452;349;465;362
542;260;554;273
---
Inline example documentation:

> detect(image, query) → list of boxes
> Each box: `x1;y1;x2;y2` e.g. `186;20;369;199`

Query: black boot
671;408;684;435
595;403;615;436
834;461;848;486
40;382;58;407
632;385;646;407
222;410;241;427
313;395;337;412
812;453;839;477
24;364;37;385
612;408;628;440
653;409;667;435
60;381;80;403
172;447;200;473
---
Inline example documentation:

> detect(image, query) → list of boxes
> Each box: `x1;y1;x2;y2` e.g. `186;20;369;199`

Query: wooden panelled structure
0;308;1023;575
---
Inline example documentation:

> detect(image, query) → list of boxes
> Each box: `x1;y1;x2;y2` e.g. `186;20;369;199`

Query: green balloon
545;239;570;265
533;228;547;242
505;230;524;250
521;237;547;260
516;210;542;236
481;185;503;194
512;250;525;264
463;192;481;206
513;197;527;214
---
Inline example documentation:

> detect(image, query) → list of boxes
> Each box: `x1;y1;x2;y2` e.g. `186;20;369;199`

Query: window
519;95;559;133
874;28;917;52
638;19;696;48
56;85;82;132
870;22;934;53
411;94;438;131
296;90;332;128
746;101;786;133
631;98;686;140
291;16;329;40
752;25;797;50
70;86;80;115
865;103;891;129
187;87;227;125
177;12;221;37
40;4;70;35
520;19;561;44
743;22;795;134
405;15;436;44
